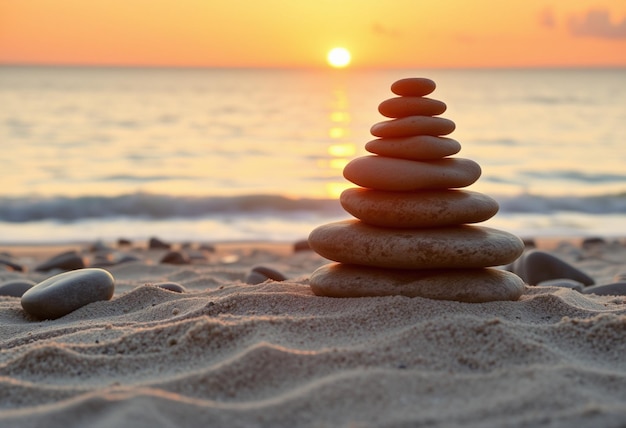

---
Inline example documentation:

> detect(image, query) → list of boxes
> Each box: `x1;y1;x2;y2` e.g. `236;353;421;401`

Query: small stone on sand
21;268;115;320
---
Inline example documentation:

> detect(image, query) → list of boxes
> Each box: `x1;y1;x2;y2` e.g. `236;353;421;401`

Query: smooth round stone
0;279;37;297
153;282;186;293
149;237;171;250
244;265;287;284
378;97;447;118
365;136;461;160
391;78;436;97
160;250;190;265
21;268;115;320
35;251;85;272
371;116;455;138
582;282;626;296
310;263;525;302
340;188;499;228
343;156;481;191
507;250;594;286
0;258;25;272
308;220;524;269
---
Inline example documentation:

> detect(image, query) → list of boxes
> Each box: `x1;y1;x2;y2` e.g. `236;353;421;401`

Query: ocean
1;66;625;244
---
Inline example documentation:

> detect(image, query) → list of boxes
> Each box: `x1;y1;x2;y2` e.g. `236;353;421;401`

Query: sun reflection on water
320;84;357;199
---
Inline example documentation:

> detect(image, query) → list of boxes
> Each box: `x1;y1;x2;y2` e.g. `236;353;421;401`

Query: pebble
117;238;133;247
390;78;436;97
378;97;447;118
582;282;626;296
244;265;288;284
0;257;25;272
581;237;606;249
507;250;594;286
149;237;171;250
343;156;481;191
35;251;85;272
370;116;456;138
310;263;524;302
160;251;190;265
0;279;37;297
309;220;524;269
340;188;499;228
21;268;115;320
365;136;461;160
153;282;186;293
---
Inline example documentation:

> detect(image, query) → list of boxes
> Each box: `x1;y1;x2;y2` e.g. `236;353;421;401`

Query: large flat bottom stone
308;220;524;269
310;263;525;303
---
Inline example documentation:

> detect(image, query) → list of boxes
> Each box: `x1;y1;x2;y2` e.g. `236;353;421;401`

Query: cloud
568;8;626;39
539;7;556;29
371;22;403;38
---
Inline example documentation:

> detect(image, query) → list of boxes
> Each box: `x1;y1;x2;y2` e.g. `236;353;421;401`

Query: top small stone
391;78;436;97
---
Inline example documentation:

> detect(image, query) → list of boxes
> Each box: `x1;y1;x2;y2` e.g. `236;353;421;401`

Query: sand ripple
1;256;626;427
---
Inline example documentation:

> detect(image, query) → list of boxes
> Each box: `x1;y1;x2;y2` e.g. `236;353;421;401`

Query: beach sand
1;238;625;427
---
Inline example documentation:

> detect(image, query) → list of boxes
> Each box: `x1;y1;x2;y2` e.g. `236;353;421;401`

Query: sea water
1;66;625;243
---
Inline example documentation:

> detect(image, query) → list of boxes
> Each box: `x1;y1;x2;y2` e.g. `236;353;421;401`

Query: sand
1;238;625;428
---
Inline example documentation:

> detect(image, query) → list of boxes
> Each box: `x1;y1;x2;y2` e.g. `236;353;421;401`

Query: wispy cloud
568;9;626;39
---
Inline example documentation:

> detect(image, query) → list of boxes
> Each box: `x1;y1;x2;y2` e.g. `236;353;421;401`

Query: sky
1;0;625;68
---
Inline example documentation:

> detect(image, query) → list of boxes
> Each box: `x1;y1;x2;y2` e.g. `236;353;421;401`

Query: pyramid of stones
308;78;525;303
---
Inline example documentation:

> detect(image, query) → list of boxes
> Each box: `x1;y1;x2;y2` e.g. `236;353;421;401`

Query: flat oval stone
310;263;525;302
340;188;499;228
391;78;436;97
378;97;447;118
0;279;36;297
371;116;455;138
507;250;594;286
308;220;524;269
21;268;115;320
35;251;85;272
343;156;481;191
365;136;461;160
153;282;186;293
244;265;288;284
582;282;626;296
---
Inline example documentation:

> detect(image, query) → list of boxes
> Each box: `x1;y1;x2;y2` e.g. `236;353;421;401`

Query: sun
327;47;351;68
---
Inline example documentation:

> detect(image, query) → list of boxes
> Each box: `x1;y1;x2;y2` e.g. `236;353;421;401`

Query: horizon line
1;62;625;71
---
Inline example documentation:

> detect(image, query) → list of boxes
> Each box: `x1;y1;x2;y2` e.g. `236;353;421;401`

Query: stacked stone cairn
308;78;526;303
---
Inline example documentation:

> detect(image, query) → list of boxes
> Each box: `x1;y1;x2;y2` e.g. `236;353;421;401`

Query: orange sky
1;0;625;68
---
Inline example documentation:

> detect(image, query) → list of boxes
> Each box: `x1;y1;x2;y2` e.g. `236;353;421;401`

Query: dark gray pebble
115;254;143;264
244;265;287;284
21;268;115;320
35;251;85;272
582;236;606;249
117;238;132;247
507;250;594;286
149;237;171;250
0;258;25;272
160;251;190;265
582;282;626;296
153;282;186;293
0;279;37;297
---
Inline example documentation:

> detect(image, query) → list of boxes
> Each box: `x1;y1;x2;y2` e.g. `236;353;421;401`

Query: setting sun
327;47;351;68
